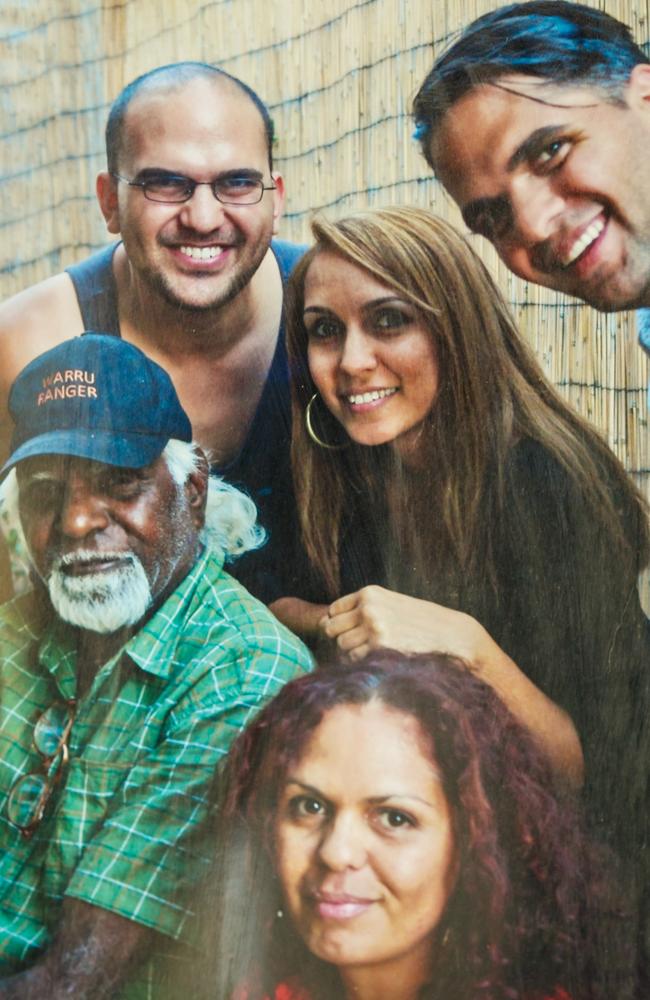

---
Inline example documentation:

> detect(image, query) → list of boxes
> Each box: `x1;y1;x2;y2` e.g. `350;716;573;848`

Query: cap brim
0;429;170;480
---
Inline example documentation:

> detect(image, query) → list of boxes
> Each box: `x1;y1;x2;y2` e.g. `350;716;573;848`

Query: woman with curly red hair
209;652;625;1000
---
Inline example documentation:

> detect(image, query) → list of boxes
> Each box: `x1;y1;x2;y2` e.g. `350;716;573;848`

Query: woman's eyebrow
362;296;407;308
367;793;440;808
283;778;325;796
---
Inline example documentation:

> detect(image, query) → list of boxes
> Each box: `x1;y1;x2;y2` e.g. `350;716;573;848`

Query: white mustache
53;549;136;572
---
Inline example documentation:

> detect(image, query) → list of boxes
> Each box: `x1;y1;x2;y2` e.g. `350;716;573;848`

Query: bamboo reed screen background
1;0;649;600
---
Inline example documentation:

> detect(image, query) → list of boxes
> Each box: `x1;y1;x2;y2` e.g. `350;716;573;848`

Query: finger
328;591;361;616
322;609;361;638
348;643;371;661
317;615;331;637
336;625;370;652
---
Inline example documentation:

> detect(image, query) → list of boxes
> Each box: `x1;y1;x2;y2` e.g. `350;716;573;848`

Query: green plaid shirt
0;548;312;998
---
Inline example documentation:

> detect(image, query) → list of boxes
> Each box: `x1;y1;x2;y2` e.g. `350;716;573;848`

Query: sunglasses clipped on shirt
7;700;76;838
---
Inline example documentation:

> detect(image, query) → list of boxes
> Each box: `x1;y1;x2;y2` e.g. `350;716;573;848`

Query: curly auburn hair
207;652;621;1000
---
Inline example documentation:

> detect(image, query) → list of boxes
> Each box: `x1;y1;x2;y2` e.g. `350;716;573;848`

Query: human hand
321;587;583;787
319;585;483;662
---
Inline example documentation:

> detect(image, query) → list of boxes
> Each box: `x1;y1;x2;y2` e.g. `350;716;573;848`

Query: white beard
47;550;152;634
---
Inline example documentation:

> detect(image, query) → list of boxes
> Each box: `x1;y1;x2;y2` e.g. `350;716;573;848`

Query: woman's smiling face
274;700;457;989
304;252;440;460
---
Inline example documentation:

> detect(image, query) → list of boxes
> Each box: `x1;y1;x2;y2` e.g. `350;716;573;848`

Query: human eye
141;171;193;201
305;315;341;341
530;137;572;175
374;806;416;832
287;794;328;822
19;479;63;515
99;468;145;501
373;307;411;333
216;174;261;201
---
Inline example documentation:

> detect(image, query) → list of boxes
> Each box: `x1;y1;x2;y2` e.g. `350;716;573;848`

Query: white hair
162;439;266;561
0;469;25;562
0;441;266;568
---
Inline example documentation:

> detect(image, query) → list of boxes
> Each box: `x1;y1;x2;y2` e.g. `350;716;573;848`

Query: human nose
509;175;567;245
57;476;109;538
338;328;377;376
177;183;226;233
317;812;368;871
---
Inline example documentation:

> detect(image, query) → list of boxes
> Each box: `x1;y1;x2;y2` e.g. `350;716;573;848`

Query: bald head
105;62;274;174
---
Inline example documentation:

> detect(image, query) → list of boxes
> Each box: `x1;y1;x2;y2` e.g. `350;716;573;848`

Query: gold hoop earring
305;393;348;451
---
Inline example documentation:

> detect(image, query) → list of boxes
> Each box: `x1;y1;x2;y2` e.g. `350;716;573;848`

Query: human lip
311;891;377;920
57;553;132;576
343;387;398;408
560;215;606;268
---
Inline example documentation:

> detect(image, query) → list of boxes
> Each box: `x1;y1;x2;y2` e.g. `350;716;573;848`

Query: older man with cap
0;334;312;1000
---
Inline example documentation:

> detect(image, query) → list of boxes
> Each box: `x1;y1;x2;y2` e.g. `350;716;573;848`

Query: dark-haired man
414;4;650;987
0;62;304;602
0;334;311;999
413;1;650;317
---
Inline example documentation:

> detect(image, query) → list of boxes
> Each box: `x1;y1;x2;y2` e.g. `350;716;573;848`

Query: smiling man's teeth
179;245;222;261
563;218;605;266
347;388;397;405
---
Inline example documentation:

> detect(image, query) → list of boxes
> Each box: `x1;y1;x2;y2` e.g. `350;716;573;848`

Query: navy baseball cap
1;333;192;478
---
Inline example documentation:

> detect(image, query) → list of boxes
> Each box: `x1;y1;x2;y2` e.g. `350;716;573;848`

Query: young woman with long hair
270;206;648;831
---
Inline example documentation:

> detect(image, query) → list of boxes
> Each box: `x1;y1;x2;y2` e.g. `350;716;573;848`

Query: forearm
269;596;330;641
0;959;120;1000
0;899;156;1000
470;619;584;791
323;584;585;787
0;962;113;1000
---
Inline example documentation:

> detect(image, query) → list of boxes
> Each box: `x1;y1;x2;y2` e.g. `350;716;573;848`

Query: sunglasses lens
34;702;71;756
7;773;48;829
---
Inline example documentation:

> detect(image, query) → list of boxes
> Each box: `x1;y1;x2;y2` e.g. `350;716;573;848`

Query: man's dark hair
413;1;649;168
105;61;275;174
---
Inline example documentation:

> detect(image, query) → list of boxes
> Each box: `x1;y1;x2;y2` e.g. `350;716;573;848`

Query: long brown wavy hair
285;206;649;598
208;652;628;999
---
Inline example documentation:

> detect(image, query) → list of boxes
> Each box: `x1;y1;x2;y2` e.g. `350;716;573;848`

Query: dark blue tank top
66;240;307;602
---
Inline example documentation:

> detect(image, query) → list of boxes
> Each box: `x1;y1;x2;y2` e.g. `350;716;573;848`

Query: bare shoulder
0;272;83;399
0;272;83;463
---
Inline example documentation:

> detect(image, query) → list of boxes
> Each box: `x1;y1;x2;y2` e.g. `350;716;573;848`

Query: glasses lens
7;773;49;829
34;702;71;757
215;178;264;205
144;177;193;203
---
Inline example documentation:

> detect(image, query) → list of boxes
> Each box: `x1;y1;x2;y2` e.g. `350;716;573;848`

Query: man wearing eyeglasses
0;62;304;604
0;334;312;1000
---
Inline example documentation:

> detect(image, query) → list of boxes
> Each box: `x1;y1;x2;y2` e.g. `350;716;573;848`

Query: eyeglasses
7;700;76;838
111;170;276;205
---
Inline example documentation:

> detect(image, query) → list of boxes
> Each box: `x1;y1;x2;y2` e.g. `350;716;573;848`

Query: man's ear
270;172;285;237
96;172;121;234
626;64;650;110
185;448;209;529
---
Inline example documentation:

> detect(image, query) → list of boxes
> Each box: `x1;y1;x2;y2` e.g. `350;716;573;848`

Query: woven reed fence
1;0;649;600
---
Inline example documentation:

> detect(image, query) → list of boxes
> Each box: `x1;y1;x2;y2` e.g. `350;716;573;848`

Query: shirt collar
37;548;223;690
125;548;222;679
